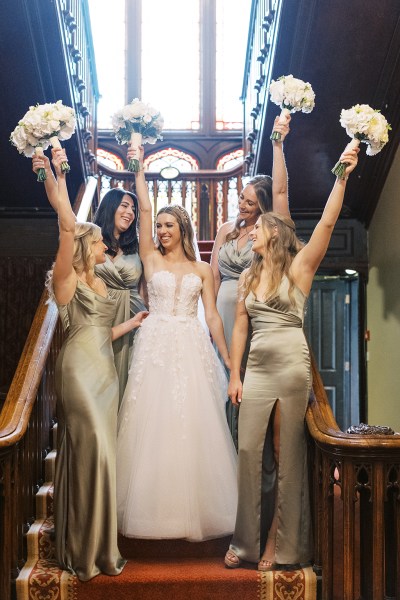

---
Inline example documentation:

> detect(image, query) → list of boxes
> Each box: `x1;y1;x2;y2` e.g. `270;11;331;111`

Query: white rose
26;132;42;147
10;125;28;152
146;104;159;117
143;135;157;144
152;115;164;132
59;124;75;140
269;78;285;104
128;99;147;118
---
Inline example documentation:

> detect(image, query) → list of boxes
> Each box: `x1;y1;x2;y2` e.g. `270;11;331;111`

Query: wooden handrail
307;356;400;599
0;295;58;445
307;359;400;454
0;176;97;600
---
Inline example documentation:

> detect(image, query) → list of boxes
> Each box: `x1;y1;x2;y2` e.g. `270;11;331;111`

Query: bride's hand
224;356;231;371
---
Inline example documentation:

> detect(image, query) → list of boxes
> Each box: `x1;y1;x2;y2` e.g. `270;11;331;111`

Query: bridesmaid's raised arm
271;114;291;217
48;148;77;305
292;146;359;297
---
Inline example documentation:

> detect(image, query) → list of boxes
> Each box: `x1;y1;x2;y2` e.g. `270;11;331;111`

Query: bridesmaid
210;116;291;444
35;149;147;580
94;189;147;401
225;146;359;571
32;155;147;402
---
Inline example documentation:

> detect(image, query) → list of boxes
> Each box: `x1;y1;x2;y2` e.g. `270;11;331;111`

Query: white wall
367;144;400;431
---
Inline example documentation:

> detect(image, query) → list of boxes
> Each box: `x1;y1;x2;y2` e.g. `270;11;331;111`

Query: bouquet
269;74;315;141
332;104;391;179
10;100;76;181
112;98;164;172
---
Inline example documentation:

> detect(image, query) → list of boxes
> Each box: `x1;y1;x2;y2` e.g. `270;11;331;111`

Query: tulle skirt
117;314;238;541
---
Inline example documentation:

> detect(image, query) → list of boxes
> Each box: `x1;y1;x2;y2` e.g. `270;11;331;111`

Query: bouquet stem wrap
128;132;143;172
271;108;291;141
50;136;70;173
34;147;46;182
332;138;360;179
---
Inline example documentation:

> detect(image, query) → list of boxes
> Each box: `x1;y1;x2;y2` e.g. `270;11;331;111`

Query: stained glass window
144;148;199;173
97;148;125;170
216;149;244;171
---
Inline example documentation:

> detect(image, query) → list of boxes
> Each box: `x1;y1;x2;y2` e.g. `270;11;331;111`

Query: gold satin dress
54;280;126;581
230;276;313;565
96;253;146;404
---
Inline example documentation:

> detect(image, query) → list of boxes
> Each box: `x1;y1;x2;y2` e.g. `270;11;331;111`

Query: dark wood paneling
0;218;58;392
246;0;400;228
296;218;368;275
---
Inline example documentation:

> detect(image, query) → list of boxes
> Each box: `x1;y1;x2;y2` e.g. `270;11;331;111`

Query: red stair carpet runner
16;442;316;600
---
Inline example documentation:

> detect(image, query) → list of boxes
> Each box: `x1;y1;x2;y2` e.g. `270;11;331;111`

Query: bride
116;147;237;541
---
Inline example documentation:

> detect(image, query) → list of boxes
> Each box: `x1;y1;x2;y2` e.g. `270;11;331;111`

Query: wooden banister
0;296;58;444
97;159;244;240
307;357;400;600
0;175;97;600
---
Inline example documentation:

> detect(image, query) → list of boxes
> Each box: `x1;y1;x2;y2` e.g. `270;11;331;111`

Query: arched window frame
95;0;247;170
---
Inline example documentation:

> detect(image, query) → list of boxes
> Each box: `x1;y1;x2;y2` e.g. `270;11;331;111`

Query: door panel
304;277;359;431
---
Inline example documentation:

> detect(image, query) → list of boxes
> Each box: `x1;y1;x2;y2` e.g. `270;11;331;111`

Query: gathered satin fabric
230;276;313;565
117;270;237;541
216;239;253;445
54;280;126;581
216;239;253;356
96;253;146;403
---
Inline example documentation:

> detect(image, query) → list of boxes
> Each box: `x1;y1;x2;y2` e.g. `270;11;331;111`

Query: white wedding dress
117;270;238;541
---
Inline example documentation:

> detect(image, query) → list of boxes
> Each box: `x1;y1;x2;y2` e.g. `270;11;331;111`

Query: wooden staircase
15;425;317;600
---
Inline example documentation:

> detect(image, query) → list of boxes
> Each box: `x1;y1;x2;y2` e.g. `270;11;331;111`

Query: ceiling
252;0;400;227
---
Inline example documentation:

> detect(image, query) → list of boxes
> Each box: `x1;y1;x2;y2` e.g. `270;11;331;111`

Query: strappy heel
258;558;275;572
224;550;242;569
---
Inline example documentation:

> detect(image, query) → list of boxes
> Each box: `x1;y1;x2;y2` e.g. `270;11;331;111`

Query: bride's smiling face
156;213;181;249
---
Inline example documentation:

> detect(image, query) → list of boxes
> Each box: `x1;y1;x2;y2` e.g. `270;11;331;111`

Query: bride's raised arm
129;145;154;261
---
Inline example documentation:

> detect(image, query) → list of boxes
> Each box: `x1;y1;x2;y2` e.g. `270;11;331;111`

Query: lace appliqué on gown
117;270;237;541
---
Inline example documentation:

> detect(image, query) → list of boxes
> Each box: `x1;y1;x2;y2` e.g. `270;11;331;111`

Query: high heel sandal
258;558;275;572
224;550;242;569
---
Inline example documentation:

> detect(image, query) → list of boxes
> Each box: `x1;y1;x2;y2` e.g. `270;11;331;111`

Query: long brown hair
157;205;197;262
242;213;303;306
226;175;273;242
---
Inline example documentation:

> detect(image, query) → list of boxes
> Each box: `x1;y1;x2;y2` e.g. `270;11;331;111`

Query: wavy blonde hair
157;205;197;262
46;222;102;301
242;213;304;307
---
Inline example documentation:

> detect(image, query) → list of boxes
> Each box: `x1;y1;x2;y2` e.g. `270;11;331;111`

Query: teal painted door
304;276;360;431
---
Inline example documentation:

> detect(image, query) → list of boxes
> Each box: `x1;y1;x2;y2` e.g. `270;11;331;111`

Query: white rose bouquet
269;74;315;141
10;100;76;181
332;104;391;179
112;98;164;172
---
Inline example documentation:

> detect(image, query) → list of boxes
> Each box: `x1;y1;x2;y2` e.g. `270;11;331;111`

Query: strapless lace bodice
147;270;202;318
